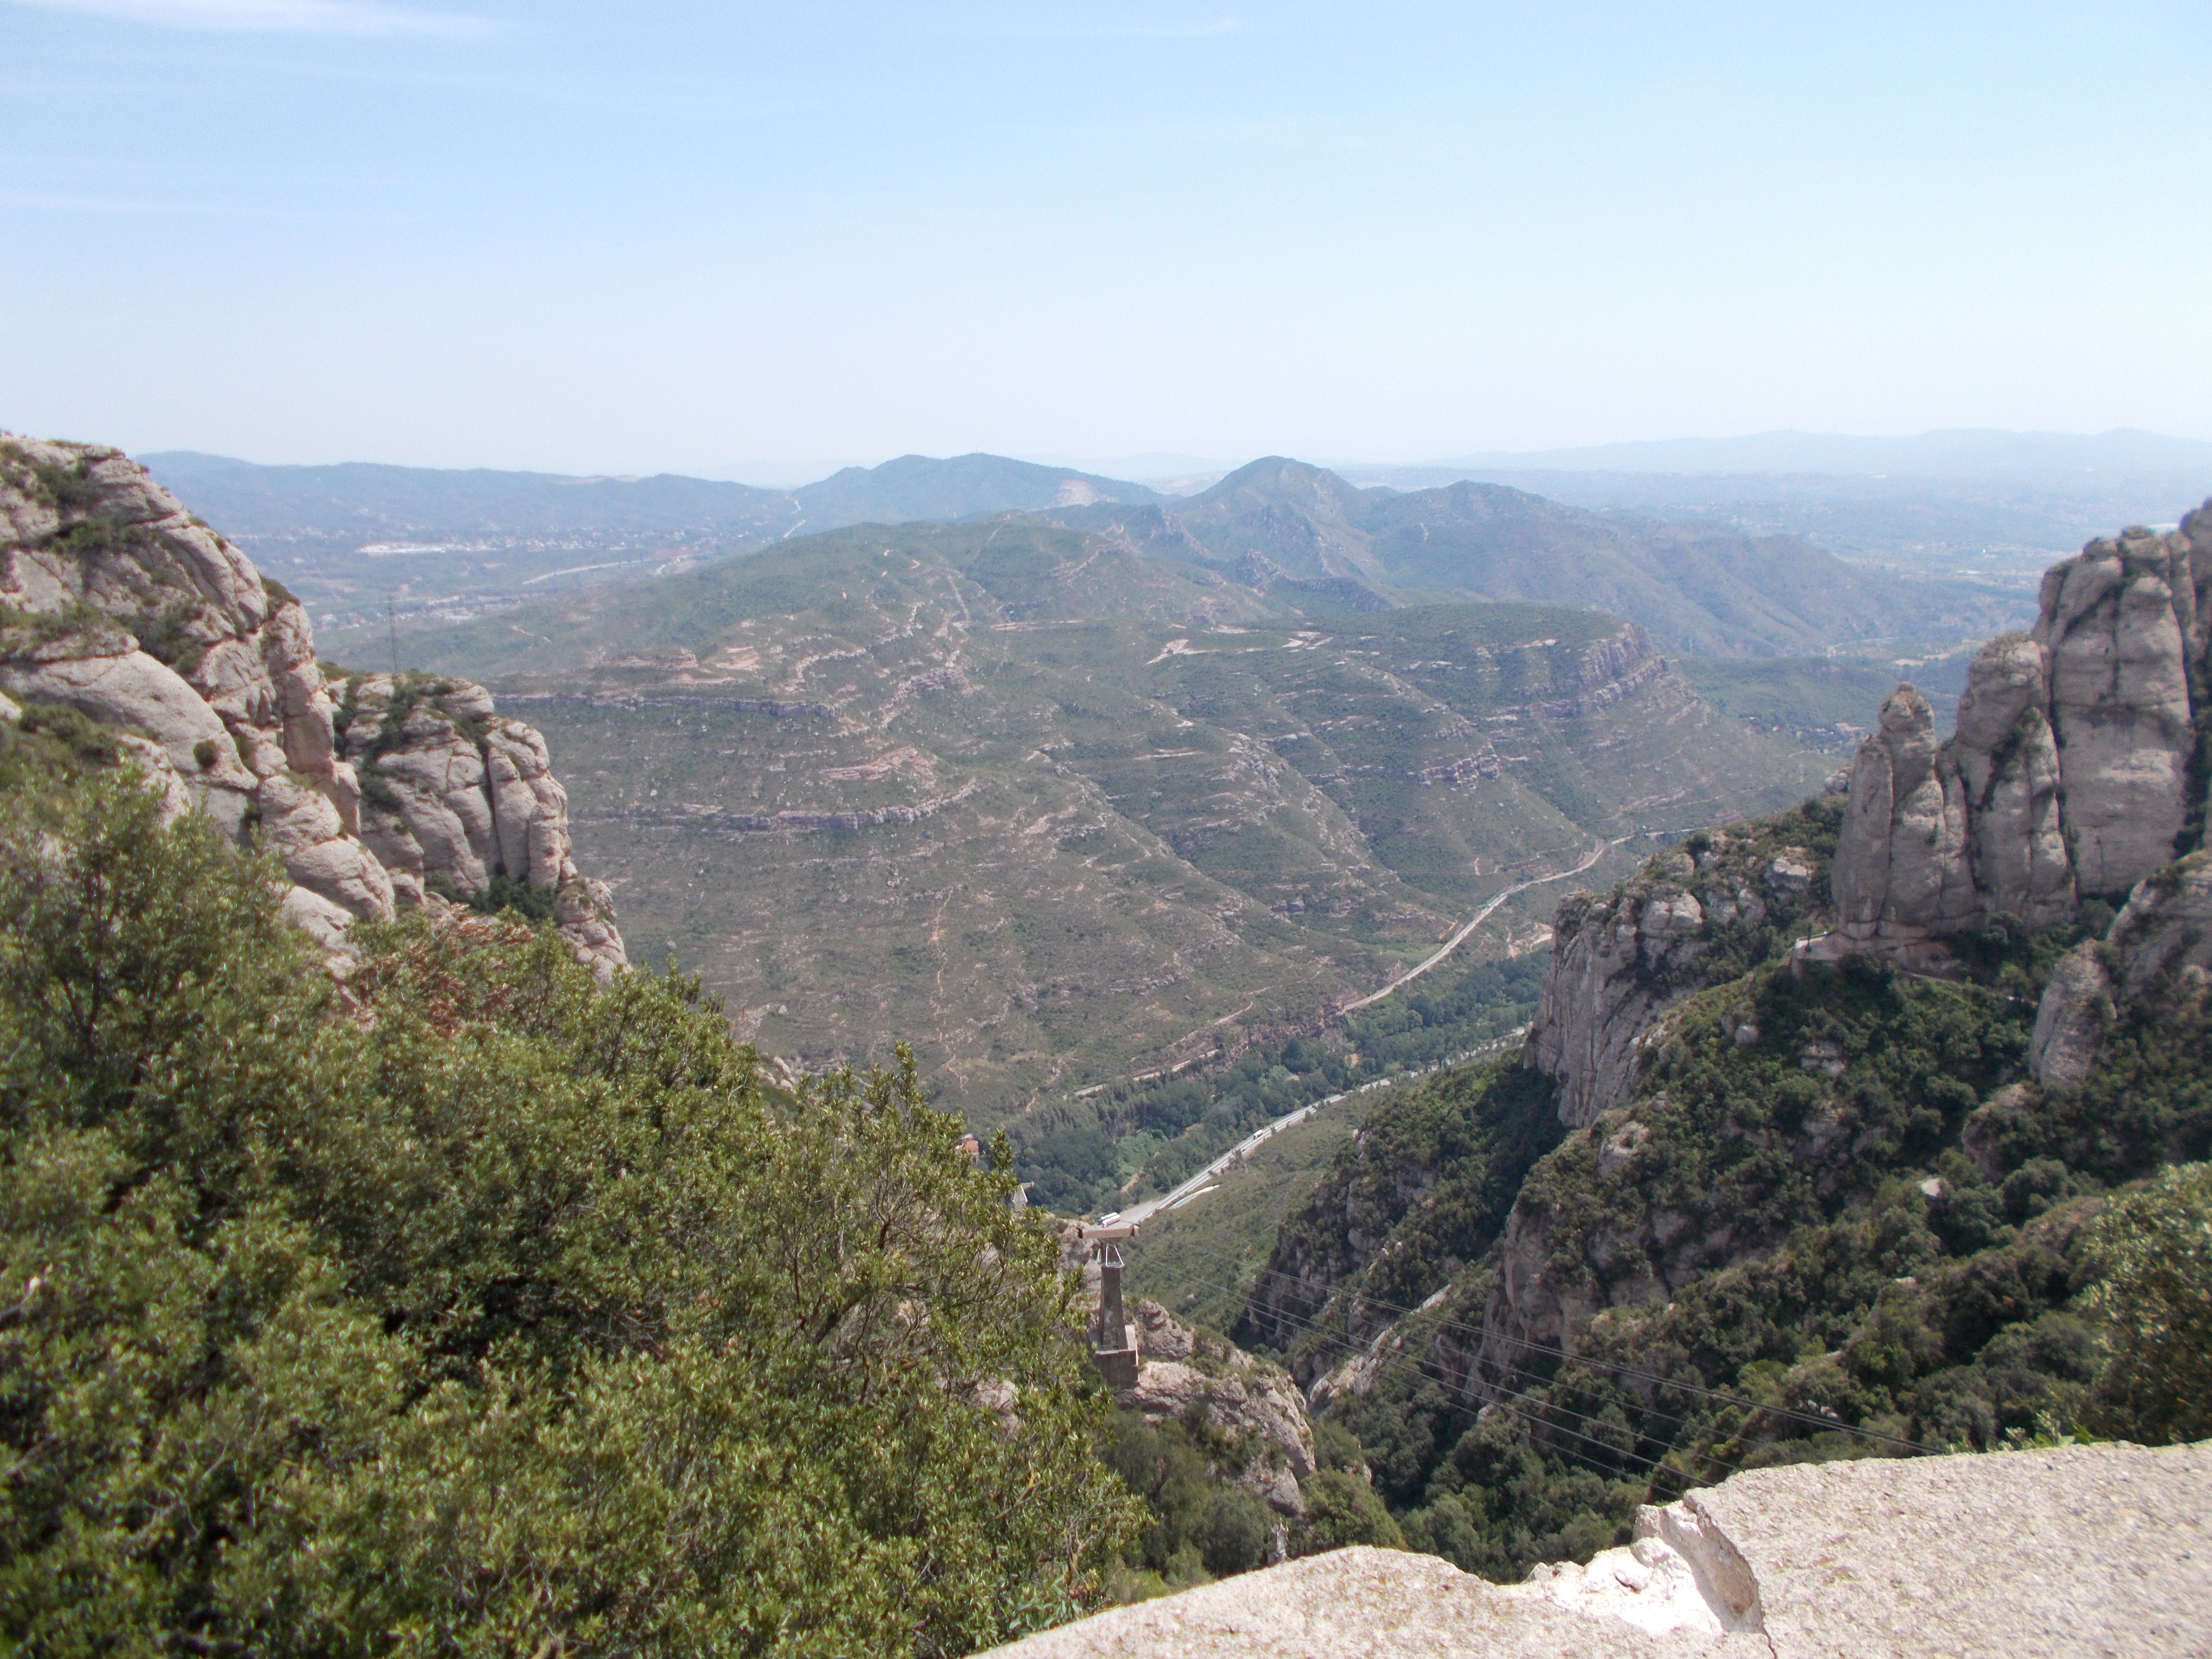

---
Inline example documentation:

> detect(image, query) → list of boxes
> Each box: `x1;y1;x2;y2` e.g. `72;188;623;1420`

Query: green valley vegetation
1010;950;1547;1220
1096;1411;1402;1605
341;511;1831;1123
1202;809;2212;1582
0;732;1141;1655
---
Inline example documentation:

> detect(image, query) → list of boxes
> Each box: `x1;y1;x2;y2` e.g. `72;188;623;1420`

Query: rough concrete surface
986;1443;2210;1659
1700;1442;2211;1659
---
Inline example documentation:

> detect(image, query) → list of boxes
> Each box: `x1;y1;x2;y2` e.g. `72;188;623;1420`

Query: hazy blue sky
4;1;2208;476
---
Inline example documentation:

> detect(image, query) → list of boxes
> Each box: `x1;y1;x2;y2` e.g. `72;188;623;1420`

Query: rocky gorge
0;435;625;974
1232;498;2212;1583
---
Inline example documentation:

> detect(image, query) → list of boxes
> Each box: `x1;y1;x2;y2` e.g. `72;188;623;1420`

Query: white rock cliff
0;435;625;977
1827;504;2212;960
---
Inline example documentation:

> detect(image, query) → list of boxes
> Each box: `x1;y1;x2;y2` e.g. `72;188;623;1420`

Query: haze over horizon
7;1;2210;473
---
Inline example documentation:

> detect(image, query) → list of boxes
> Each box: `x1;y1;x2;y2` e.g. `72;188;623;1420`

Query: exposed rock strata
1528;626;1671;719
0;435;624;975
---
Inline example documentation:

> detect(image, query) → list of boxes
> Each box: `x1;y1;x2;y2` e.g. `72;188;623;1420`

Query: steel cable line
1130;1235;1719;1447
1114;1244;1762;1488
1143;1232;1917;1458
1119;1230;1931;1455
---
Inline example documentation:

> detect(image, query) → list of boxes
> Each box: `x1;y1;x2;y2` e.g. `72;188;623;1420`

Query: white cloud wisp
9;0;491;36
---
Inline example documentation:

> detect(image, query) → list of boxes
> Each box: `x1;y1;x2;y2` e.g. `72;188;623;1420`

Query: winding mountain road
1096;839;1615;1231
1336;838;1608;1014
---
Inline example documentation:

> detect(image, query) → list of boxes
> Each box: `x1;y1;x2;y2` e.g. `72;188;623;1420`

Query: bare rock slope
0;435;623;974
988;1441;2211;1659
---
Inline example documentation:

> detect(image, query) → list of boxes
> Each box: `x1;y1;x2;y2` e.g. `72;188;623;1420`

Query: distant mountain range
152;448;2024;658
1062;457;2019;655
141;450;1166;631
143;449;1156;549
1407;426;2212;477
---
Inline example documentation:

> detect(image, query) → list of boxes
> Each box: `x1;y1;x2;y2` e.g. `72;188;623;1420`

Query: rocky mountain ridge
1822;506;2212;955
0;435;624;974
1060;458;2021;656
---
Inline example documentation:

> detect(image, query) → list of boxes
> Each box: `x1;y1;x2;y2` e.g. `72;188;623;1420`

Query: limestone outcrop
0;434;625;976
982;1440;2212;1659
1119;1299;1317;1516
1526;826;1821;1130
1822;502;2212;962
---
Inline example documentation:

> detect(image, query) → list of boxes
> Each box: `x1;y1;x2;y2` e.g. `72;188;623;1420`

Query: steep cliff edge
1525;810;1839;1129
0;435;624;974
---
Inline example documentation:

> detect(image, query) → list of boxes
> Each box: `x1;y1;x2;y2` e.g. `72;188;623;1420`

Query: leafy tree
0;762;1137;1657
2081;1162;2212;1445
1293;1471;1404;1553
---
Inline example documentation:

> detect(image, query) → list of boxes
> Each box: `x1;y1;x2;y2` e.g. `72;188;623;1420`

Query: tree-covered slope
791;452;1160;525
1216;802;2209;1582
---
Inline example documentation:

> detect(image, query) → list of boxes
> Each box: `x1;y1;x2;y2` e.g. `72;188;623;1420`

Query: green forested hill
336;516;1829;1121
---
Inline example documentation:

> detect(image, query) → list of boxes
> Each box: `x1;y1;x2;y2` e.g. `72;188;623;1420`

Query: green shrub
7;701;127;769
0;770;1138;1656
1294;1470;1405;1553
2081;1162;2212;1444
1195;1488;1273;1576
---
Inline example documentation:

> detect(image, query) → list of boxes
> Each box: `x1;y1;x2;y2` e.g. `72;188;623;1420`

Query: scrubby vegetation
2081;1161;2212;1444
1234;817;2212;1584
1015;953;1547;1216
0;757;1138;1656
1097;1406;1403;1606
1100;1413;1281;1591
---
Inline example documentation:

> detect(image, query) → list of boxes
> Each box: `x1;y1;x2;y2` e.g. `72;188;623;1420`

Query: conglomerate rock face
0;434;625;977
2029;846;2212;1086
1525;830;1821;1130
1527;879;1712;1130
1825;502;2212;960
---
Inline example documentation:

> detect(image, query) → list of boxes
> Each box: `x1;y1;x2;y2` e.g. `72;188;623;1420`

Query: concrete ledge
987;1442;2212;1659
